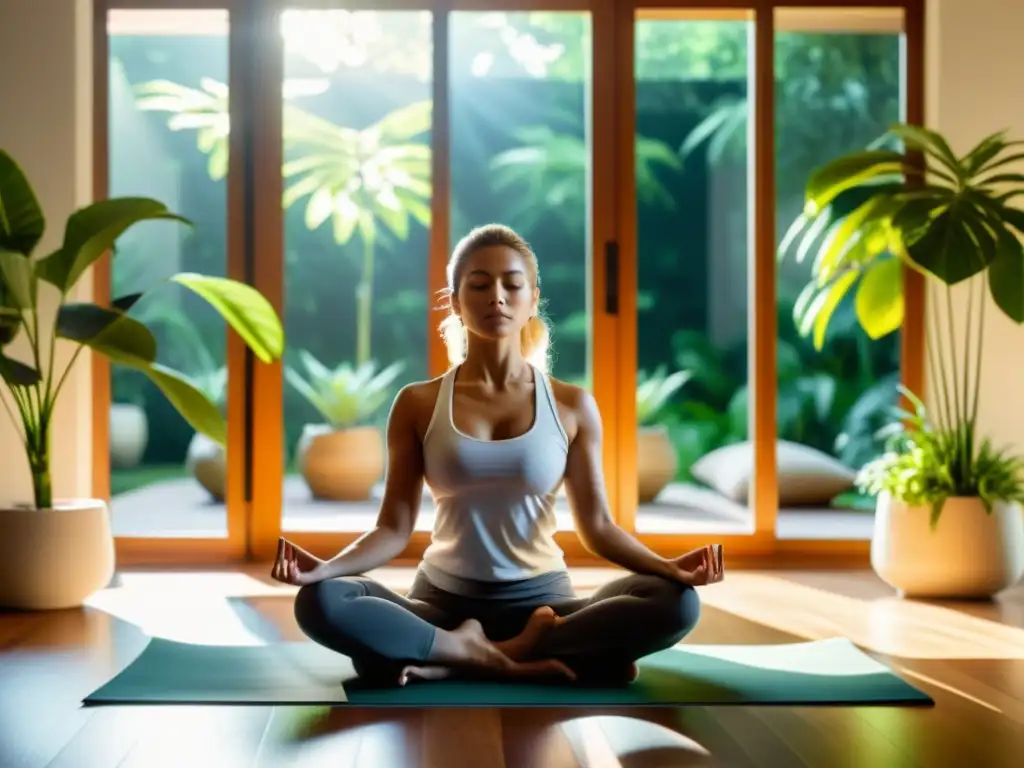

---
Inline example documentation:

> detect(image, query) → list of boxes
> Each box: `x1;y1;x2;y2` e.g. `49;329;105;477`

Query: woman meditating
272;224;723;687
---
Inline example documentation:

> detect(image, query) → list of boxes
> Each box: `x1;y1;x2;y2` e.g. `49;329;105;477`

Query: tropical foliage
0;149;284;509
783;124;1024;524
134;79;431;367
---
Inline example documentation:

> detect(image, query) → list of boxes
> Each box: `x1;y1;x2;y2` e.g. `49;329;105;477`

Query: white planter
186;432;226;502
109;403;149;469
0;499;116;610
871;493;1024;599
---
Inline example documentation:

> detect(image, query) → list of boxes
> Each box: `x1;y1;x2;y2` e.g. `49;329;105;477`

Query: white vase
0;499;116;610
109;403;149;469
871;492;1024;599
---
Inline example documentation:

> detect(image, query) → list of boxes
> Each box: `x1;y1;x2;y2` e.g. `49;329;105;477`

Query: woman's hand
663;544;724;587
271;537;325;587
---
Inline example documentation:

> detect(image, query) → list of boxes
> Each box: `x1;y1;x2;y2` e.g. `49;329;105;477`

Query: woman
272;224;723;687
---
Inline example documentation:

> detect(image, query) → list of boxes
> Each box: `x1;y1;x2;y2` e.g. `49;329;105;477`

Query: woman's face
452;245;538;342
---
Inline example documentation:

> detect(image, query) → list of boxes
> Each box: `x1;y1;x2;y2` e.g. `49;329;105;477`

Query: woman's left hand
662;544;724;587
271;537;325;586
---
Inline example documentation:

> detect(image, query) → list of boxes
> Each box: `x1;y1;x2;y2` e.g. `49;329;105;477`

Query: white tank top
419;364;569;585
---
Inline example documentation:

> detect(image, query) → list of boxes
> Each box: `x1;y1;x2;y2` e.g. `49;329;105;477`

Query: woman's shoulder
547;376;591;410
394;375;445;416
546;375;601;440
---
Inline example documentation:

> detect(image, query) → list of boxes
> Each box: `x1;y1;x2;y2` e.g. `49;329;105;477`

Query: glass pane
107;10;232;538
773;9;905;539
632;11;755;534
278;10;433;533
448;10;593;531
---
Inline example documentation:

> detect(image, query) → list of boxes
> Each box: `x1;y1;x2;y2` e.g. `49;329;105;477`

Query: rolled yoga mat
83;636;932;707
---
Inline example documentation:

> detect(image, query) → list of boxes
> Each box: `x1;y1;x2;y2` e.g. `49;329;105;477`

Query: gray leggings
294;568;700;683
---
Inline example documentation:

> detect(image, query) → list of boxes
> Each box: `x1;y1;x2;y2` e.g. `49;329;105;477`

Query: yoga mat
83;636;932;707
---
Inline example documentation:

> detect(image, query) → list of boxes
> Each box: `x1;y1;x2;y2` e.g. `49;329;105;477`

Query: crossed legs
293;572;700;685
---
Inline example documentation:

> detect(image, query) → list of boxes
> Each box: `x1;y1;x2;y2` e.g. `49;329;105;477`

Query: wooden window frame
94;0;926;567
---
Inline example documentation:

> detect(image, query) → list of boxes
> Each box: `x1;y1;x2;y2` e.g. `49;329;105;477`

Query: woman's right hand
271;537;325;586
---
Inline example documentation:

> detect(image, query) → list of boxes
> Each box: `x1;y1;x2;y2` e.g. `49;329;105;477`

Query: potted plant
287;353;404;501
782;123;1024;598
0;149;284;610
636;366;691;503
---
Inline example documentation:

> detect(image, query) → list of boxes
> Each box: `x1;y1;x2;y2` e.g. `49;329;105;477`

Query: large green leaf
57;303;158;364
796;270;860;351
804;151;907;215
812;194;898;280
855;257;905;339
0;151;45;256
0;306;18;346
146;363;227;445
36;198;191;293
168;273;284;363
988;229;1024;323
886;124;962;179
903;198;997;284
961;130;1008;176
999;204;1024;235
0;350;40;386
0;248;36;309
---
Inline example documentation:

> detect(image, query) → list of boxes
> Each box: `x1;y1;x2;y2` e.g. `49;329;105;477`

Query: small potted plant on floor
636;366;691;503
287;352;404;501
0;149;284;610
782;123;1024;599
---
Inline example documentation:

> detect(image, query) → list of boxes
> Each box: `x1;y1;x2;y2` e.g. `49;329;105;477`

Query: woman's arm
311;385;427;581
562;388;676;579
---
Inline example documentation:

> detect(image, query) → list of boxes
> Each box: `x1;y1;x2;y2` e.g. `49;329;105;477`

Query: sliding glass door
99;5;250;562
251;0;619;561
614;1;923;555
97;0;924;564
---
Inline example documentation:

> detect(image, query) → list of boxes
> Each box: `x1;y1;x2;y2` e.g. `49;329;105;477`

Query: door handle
605;240;619;316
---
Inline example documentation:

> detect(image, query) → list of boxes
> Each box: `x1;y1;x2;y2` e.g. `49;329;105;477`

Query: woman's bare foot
399;664;454;686
494;606;564;661
413;616;576;685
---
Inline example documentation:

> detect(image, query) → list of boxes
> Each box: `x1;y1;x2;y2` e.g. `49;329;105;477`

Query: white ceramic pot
109;403;149;469
186;432;226;502
0;499;116;610
871;493;1024;599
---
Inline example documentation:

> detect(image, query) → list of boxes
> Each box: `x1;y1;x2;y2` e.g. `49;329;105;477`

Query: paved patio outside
110;475;873;540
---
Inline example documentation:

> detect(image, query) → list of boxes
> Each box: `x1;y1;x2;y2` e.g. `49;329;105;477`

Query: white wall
0;0;1019;509
0;0;93;507
925;0;1024;451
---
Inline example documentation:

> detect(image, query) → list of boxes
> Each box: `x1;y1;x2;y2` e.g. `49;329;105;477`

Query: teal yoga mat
83;636;932;707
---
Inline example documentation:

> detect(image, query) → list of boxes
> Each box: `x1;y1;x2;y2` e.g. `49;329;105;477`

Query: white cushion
691;440;855;507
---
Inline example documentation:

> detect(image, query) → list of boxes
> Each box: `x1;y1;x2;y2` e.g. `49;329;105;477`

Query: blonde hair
438;224;551;373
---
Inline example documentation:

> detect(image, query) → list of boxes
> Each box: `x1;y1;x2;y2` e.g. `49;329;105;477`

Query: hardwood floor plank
421;709;504;768
500;708;582;768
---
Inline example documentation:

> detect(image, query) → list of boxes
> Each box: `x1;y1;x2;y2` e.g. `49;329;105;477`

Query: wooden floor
2;565;1023;767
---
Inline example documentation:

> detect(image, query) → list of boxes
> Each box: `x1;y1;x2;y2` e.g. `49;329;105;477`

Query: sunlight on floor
561;716;711;767
85;573;274;646
893;667;1003;714
699;574;1024;659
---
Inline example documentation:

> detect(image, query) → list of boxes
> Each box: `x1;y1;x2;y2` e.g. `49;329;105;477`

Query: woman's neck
460;337;531;388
